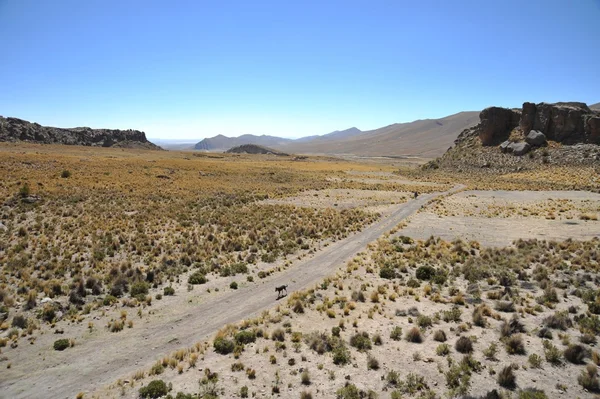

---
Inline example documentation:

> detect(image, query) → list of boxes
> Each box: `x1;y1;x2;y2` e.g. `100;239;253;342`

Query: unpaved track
0;185;463;399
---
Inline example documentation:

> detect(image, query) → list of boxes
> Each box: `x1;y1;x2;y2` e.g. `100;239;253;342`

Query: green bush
188;271;207;285
163;286;175;296
349;332;371;351
53;339;70;351
332;343;351;365
235;330;256;345
416;265;435;281
61;170;71;178
213;337;235;354
130;281;149;297
230;281;238;289
379;267;396;279
390;326;403;341
336;383;360;399
139;379;168;398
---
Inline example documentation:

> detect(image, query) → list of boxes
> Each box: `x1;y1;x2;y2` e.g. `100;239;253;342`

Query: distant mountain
276;112;479;157
194;127;362;151
591;102;600;111
294;127;362;143
194;134;292;151
151;139;197;151
0;116;161;150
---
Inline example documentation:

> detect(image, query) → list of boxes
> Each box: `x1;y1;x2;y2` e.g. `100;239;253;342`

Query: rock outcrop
477;102;599;147
478;107;521;145
0;116;161;149
520;102;599;144
432;100;600;172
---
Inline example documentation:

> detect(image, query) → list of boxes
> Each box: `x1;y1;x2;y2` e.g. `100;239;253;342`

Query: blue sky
1;1;599;140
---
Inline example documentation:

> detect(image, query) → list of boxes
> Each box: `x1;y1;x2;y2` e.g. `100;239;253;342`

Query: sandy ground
401;190;600;247
0;185;463;399
262;189;410;214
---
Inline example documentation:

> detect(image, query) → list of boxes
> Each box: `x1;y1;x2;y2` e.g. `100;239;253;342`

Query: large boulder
508;142;530;156
479;107;521;146
525;130;547;147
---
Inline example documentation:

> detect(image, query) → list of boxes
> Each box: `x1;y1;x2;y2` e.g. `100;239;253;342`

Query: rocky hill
429;102;600;171
0;116;162;149
225;144;288;156
194;134;292;151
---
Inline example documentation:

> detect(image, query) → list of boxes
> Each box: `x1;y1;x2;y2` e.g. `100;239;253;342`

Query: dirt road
0;185;462;399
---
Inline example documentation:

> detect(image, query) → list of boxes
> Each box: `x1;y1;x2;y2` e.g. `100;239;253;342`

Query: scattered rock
500;141;511;153
508;142;531;156
0;222;7;232
21;195;41;204
525;130;547;147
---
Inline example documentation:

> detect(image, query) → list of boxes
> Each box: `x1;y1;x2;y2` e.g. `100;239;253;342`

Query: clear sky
1;1;599;140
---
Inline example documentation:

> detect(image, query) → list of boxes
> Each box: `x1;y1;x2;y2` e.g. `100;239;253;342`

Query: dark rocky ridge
0;116;161;149
225;144;288;156
478;102;599;146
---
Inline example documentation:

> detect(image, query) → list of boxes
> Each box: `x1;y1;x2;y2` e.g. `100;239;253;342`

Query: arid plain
0;143;599;399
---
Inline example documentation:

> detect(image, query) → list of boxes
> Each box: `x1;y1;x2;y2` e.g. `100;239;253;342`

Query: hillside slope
0;116;161;149
277;111;479;157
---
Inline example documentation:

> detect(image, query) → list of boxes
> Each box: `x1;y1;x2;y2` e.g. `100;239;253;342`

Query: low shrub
578;364;599;392
139;380;168;398
390;326;403;341
433;329;447;342
563;344;586;364
53;339;70;351
405;327;423;343
497;365;516;389
455;336;473;354
350;332;371;351
505;334;526;355
235;330;256;345
188;271;207;285
213;337;235;354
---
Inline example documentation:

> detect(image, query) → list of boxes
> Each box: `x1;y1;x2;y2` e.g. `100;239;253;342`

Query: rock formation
0;116;161;149
519;102;598;144
475;102;600;152
478;107;521;145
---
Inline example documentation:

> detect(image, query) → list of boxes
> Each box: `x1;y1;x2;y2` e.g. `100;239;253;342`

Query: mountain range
191;112;480;157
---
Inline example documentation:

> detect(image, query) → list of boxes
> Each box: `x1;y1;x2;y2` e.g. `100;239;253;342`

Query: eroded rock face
518;102;598;144
586;116;600;143
478;107;521;146
0;116;161;149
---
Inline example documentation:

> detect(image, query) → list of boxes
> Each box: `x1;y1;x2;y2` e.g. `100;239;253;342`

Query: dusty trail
0;185;463;399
